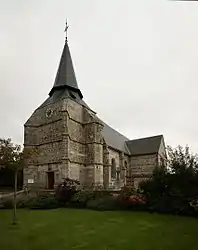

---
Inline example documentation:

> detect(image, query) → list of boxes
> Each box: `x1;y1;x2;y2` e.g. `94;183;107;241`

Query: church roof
101;122;130;154
49;41;83;98
126;135;163;155
39;88;89;110
101;121;163;156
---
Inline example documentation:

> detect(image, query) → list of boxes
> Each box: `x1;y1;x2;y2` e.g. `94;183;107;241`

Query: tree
139;145;198;215
166;145;198;174
0;138;32;224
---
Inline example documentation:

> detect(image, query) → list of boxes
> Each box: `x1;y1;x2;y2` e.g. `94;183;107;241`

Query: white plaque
28;179;34;184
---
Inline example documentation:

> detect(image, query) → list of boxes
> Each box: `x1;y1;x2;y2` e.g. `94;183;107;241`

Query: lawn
0;209;198;250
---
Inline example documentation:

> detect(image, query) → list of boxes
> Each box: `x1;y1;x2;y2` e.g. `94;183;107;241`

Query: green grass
0;209;198;250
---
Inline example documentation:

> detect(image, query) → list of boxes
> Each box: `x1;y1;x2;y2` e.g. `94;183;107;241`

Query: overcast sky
0;0;198;152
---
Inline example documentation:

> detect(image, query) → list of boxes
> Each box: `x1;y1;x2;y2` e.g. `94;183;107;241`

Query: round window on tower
46;108;53;118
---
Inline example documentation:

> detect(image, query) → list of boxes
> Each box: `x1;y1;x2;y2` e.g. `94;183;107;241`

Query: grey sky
1;0;198;152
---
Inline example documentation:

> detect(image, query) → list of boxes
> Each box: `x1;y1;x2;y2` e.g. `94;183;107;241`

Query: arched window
124;160;128;175
111;158;116;179
116;167;121;181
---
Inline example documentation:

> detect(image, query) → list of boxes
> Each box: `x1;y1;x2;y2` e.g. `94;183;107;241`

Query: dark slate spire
49;22;83;98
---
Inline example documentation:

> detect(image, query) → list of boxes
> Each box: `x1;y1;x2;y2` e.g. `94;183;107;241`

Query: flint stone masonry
131;154;157;175
24;38;166;190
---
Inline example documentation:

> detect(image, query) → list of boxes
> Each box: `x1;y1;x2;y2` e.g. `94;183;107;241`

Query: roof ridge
128;134;163;142
126;134;163;155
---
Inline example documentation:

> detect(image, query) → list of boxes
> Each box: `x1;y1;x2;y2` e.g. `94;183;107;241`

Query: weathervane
64;19;69;41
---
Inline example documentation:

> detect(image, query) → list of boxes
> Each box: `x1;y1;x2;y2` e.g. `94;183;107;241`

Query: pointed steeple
49;22;83;98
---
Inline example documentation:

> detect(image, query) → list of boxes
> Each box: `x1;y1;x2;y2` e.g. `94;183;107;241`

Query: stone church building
24;35;166;190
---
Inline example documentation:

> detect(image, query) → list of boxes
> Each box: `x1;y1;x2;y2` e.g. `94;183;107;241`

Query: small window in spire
69;92;76;99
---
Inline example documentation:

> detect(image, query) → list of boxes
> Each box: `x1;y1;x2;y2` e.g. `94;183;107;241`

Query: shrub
69;190;95;208
115;186;147;211
126;194;147;210
55;178;80;204
0;193;60;210
25;194;59;209
86;195;118;211
139;157;198;216
190;199;198;214
0;198;13;209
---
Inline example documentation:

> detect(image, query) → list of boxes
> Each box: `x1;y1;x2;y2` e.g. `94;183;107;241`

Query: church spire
49;21;83;98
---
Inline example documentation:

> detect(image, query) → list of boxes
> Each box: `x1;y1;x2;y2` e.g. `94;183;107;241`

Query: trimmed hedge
0;193;60;210
25;195;59;209
86;196;119;211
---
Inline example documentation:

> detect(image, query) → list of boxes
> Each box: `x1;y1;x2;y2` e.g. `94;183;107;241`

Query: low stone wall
0;190;25;205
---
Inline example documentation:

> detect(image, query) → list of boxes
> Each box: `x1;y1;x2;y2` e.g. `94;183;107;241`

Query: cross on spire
64;19;69;41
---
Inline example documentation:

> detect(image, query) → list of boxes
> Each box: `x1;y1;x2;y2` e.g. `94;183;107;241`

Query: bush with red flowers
116;186;147;210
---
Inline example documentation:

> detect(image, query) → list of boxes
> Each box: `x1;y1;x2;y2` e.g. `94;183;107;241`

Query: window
116;168;121;181
69;92;76;99
111;158;116;179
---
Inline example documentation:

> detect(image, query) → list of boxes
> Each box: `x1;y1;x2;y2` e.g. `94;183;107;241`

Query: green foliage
116;187;146;210
0;138;34;224
139;145;198;216
0;138;33;171
86;195;118;211
69;189;96;208
1;193;60;210
68;188;146;211
0;198;13;209
25;194;59;209
55;178;80;204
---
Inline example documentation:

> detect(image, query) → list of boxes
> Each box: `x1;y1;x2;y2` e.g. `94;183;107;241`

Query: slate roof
39;88;90;110
101;121;130;154
49;41;83;98
126;135;163;155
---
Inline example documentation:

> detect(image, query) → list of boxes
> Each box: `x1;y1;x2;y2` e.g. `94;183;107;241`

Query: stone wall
24;93;165;191
24;98;66;187
130;153;157;189
103;143;110;189
67;98;104;187
24;120;63;146
130;154;157;175
69;163;81;180
69;141;85;163
107;148;127;189
157;138;167;166
68;119;84;142
67;99;84;183
25;101;62;127
108;148;120;165
83;105;104;187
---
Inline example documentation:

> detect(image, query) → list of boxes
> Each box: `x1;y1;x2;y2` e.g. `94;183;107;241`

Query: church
24;29;166;190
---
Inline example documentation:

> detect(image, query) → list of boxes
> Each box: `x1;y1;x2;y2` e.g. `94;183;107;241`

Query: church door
47;172;54;189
